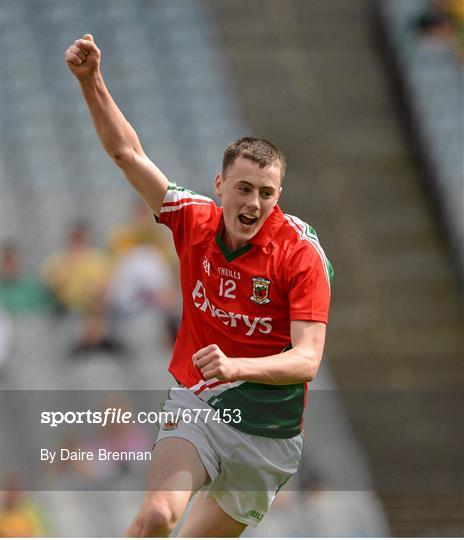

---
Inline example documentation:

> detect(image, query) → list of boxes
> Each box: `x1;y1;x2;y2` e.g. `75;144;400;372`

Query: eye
261;191;273;199
238;186;250;193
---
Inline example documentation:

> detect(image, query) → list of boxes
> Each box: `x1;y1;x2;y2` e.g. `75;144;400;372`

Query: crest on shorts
250;277;271;304
162;421;178;431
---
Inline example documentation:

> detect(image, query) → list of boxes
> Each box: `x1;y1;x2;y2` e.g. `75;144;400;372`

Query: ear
215;174;223;198
274;185;282;206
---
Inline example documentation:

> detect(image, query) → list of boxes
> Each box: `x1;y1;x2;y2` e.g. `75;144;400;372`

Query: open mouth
238;214;258;226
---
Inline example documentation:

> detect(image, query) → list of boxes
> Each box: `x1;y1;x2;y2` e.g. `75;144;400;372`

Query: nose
246;192;259;212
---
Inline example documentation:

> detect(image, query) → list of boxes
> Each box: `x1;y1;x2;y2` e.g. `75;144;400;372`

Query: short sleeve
155;183;215;256
287;243;333;324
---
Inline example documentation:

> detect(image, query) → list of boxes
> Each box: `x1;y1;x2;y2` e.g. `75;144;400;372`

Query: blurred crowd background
1;0;462;537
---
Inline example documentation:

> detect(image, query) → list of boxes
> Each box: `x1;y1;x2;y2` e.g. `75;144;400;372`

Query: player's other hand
65;34;101;81
192;344;238;382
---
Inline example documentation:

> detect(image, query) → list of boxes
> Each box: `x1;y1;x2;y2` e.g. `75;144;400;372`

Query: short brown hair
222;137;286;180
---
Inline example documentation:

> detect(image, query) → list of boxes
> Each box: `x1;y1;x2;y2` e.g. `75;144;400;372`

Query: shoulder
159;183;218;224
161;183;214;211
277;213;324;256
277;213;334;282
157;184;220;246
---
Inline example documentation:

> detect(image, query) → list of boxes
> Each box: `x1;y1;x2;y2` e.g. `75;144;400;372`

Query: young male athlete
65;35;333;537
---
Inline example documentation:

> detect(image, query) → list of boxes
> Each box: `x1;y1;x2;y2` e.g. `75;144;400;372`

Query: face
215;156;282;251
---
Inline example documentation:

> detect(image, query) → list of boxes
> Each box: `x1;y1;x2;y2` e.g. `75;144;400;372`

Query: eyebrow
237;181;276;192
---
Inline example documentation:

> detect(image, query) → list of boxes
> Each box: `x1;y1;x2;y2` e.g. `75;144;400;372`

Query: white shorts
155;386;304;527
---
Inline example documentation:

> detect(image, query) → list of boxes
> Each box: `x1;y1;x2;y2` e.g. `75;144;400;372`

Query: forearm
234;347;320;385
79;72;143;162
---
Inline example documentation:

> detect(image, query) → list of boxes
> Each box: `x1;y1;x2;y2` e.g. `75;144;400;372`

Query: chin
239;225;260;241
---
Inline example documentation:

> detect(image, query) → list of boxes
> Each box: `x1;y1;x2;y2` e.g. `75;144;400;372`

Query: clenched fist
65;34;101;81
192;344;239;382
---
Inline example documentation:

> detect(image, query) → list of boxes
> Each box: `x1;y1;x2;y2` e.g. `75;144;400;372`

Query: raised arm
64;34;168;215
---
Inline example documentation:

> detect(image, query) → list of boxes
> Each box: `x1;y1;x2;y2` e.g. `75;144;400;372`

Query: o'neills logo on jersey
192;280;272;336
251;277;271;304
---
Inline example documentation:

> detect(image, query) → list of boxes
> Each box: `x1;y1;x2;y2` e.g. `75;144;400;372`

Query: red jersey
157;184;333;438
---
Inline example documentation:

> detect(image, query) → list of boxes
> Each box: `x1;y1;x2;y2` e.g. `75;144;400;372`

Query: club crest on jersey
250;277;271;304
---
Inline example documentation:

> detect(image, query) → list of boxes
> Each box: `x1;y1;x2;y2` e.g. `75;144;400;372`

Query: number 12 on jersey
219;278;236;298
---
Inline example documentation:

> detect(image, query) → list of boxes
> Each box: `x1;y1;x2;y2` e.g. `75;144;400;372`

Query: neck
220;223;245;252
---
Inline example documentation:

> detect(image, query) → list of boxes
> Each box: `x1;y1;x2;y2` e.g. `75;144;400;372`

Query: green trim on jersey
216;234;253;262
299;220;334;283
167;183;197;195
207;382;305;438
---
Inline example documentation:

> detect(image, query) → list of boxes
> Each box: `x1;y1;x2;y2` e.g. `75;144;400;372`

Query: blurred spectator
46;433;93;478
444;0;464;59
42;223;126;357
107;245;174;318
445;0;464;26
413;0;464;60
414;2;455;38
86;394;152;481
108;197;174;264
107;243;179;346
68;312;127;358
0;473;51;536
107;199;180;346
44;396;151;487
42;223;111;315
1;241;52;315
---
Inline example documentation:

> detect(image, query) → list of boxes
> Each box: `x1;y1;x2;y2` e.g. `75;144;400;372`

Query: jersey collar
250;205;285;247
